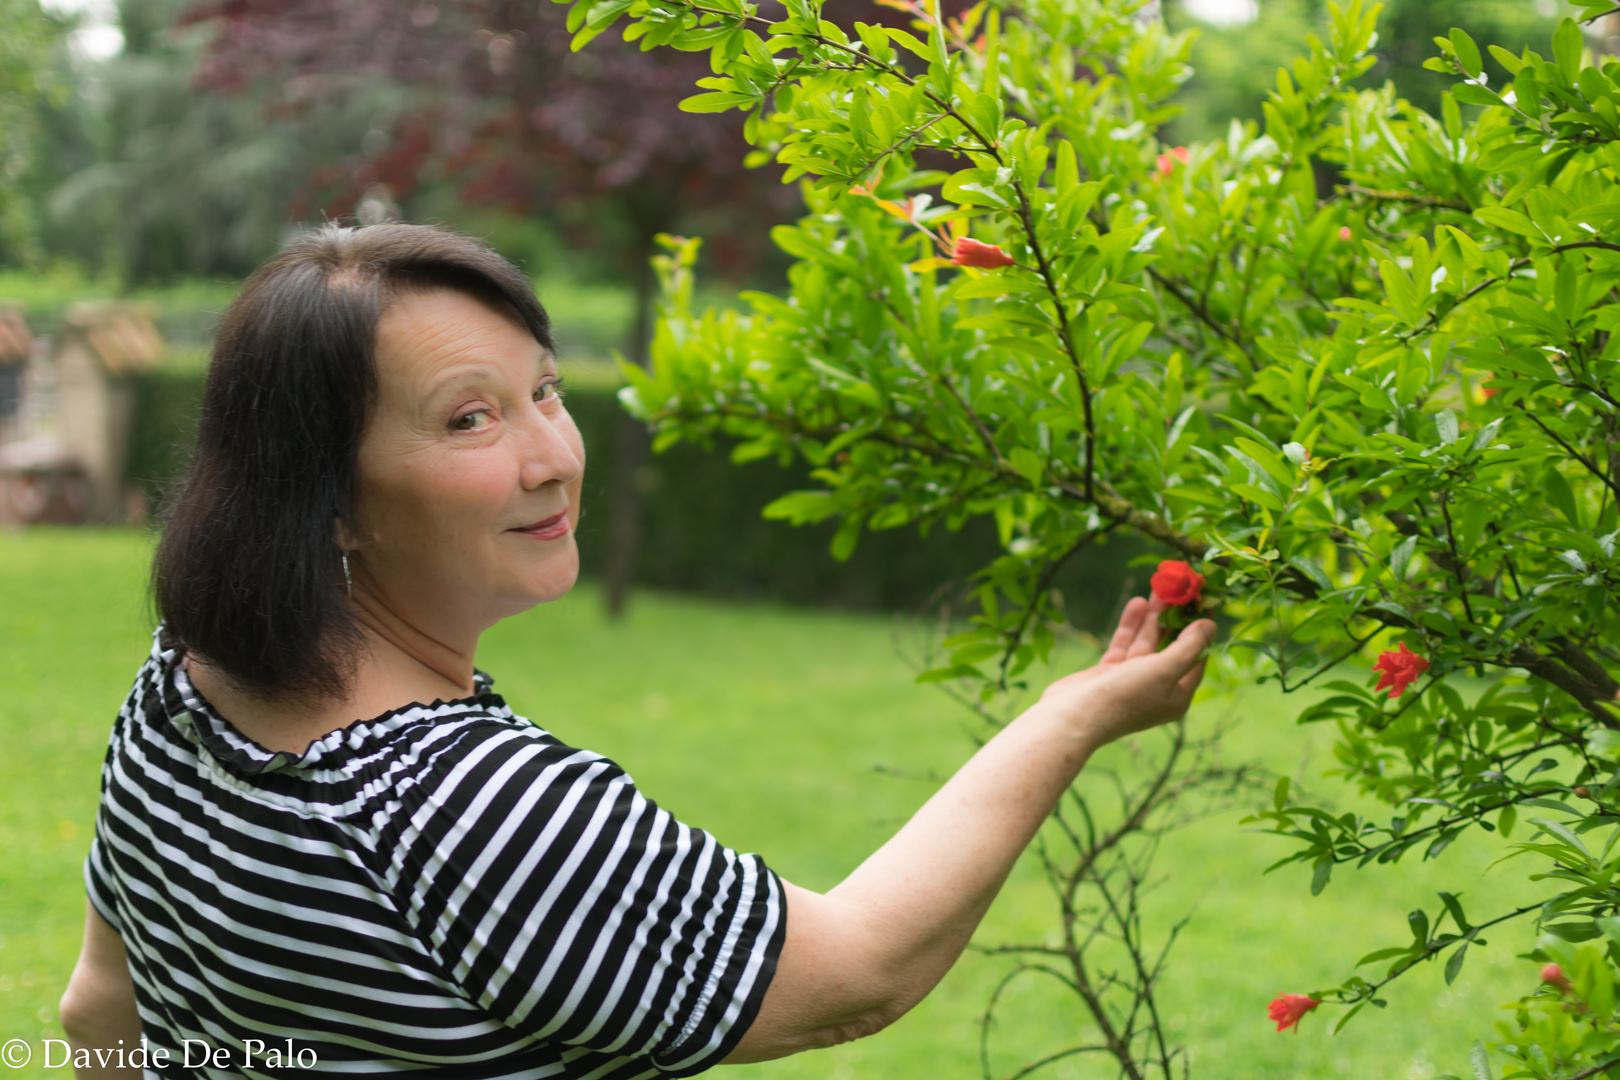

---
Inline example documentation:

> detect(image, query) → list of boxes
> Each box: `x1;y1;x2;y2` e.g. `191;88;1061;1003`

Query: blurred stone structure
0;303;164;525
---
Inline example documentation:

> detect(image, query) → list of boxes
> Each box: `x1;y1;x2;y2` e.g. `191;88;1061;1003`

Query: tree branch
1516;403;1620;506
1341;183;1473;213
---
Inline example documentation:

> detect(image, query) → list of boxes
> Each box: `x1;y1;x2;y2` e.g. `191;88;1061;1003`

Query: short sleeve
84;833;122;933
384;721;785;1076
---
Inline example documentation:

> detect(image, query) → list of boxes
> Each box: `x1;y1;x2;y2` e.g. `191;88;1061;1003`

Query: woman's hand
1037;596;1215;750
726;598;1215;1063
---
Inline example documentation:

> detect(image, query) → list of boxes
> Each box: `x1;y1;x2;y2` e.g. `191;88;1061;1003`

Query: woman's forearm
727;604;1214;1062
830;694;1111;990
728;700;1107;1062
60;904;143;1080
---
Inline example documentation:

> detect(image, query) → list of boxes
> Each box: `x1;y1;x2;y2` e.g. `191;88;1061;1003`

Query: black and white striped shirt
85;630;785;1078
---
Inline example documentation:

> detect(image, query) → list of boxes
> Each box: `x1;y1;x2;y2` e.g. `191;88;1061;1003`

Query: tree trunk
601;226;659;618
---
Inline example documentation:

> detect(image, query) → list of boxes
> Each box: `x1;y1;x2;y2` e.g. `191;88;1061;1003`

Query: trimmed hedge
127;366;1149;629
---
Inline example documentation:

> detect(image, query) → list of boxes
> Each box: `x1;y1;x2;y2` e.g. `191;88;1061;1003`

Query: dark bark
601;218;661;618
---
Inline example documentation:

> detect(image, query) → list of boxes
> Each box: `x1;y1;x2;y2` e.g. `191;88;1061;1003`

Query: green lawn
0;528;1534;1079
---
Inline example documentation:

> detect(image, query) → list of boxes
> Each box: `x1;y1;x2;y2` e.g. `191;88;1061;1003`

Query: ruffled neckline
149;628;508;777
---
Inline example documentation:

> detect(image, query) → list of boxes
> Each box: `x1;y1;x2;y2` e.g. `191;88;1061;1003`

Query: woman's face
349;288;584;642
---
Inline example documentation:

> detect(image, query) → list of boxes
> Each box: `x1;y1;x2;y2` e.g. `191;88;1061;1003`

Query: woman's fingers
1123;598;1167;660
1102;597;1149;663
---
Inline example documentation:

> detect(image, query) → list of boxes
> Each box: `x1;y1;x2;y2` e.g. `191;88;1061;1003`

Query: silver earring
342;552;352;598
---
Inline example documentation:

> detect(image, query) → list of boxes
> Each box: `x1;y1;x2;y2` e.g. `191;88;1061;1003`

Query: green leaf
1474;206;1543;241
762;490;838;523
1333;1000;1368;1034
1311;858;1332;896
1233;437;1297;489
1553;17;1583;83
1588;729;1620;759
830;513;863;562
1444;941;1469;984
941;629;996;649
1434;408;1459;445
1231;483;1286;512
1451;83;1502;107
1545;469;1580;528
1274;774;1291;812
1438;891;1470;932
1487;45;1524;75
1470;1039;1493;1080
954;275;1030;300
1391;535;1418;581
1449;29;1482;79
1009;447;1044;488
679;90;760;113
951;642;1004;666
1530;817;1591;858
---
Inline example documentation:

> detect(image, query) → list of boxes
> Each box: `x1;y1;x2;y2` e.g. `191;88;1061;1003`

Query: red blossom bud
1371;643;1428;699
1267;994;1319;1033
1150;560;1205;606
950;238;1016;269
1156;146;1190;176
1338;226;1353;241
1542;964;1573;993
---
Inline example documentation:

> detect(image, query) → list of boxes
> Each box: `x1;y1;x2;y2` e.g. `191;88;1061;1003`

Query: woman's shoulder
117;628;603;802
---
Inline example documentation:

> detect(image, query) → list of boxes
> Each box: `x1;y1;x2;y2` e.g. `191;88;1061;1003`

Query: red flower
1372;643;1429;699
1482;386;1500;399
951;237;1015;269
1150;560;1204;606
1542;964;1573;994
1268;994;1319;1033
1338;226;1353;241
1156;145;1190;176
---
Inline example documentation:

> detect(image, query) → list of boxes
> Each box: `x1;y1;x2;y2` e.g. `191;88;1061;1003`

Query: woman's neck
185;622;477;755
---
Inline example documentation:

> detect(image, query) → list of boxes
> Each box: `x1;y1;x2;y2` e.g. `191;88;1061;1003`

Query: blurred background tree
0;0;1594;616
0;0;69;266
43;0;407;281
1164;0;1563;140
11;0;1576;279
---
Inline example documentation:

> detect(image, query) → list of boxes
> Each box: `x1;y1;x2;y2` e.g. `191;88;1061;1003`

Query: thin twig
1516;403;1620;505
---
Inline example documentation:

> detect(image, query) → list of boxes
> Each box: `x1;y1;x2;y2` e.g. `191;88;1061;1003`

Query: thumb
1160;619;1216;671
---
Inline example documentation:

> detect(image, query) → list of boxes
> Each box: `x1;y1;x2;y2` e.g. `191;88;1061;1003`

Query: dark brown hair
153;223;553;701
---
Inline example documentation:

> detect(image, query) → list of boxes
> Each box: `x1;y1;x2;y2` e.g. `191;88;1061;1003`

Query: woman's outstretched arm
60;903;142;1079
725;597;1215;1062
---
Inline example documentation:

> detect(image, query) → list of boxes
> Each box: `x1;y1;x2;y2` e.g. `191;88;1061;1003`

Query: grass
0;528;1538;1079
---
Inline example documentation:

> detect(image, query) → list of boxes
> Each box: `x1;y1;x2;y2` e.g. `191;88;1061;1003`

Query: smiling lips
510;511;570;541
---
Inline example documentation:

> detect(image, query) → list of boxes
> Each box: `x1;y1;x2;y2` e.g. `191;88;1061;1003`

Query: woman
60;223;1213;1078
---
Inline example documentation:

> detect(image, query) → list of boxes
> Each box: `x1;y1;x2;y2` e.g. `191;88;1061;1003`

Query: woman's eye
535;378;564;403
452;409;491;432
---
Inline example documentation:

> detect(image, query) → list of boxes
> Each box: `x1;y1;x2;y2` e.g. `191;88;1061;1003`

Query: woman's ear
334;517;357;553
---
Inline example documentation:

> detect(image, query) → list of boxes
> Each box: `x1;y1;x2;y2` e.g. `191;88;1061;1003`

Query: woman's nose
517;405;584;491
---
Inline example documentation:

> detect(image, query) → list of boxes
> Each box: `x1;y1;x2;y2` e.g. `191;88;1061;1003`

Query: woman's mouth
510;511;571;541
